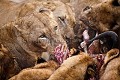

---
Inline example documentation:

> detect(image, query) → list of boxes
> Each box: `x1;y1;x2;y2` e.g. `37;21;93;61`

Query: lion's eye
58;17;65;22
38;34;49;43
58;17;65;23
39;8;47;13
54;26;58;30
58;17;67;27
83;6;92;11
39;34;47;38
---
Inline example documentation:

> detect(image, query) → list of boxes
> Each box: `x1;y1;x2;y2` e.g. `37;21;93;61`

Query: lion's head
0;8;66;69
80;0;120;32
18;1;77;48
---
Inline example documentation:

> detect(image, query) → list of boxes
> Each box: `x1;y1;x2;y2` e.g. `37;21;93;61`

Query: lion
80;0;120;49
48;52;96;80
99;49;120;80
0;0;76;39
0;44;21;80
9;60;59;80
81;0;120;32
0;0;76;48
69;0;102;47
9;52;96;80
18;0;76;48
0;8;66;70
70;0;102;22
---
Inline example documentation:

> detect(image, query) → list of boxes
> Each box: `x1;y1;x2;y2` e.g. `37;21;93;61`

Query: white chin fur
41;52;50;61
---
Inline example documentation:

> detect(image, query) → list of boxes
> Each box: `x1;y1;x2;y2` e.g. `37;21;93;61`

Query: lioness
80;0;120;49
18;0;76;47
0;8;66;70
0;0;76;48
100;49;120;80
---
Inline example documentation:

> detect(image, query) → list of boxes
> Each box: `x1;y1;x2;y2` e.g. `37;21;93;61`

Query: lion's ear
19;3;35;17
104;49;119;64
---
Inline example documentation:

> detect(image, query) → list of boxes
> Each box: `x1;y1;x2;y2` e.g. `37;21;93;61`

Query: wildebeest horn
88;31;119;48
